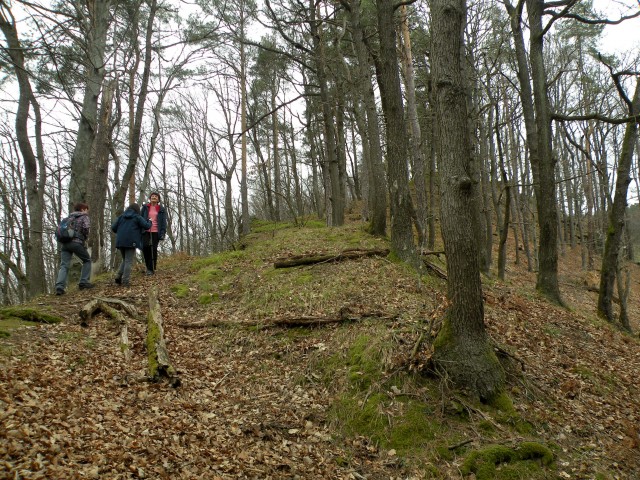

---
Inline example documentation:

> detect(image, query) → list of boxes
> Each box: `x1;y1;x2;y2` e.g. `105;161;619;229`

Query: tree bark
375;0;419;267
345;0;387;235
0;4;47;298
69;0;112;206
597;81;640;327
525;0;562;303
429;0;504;401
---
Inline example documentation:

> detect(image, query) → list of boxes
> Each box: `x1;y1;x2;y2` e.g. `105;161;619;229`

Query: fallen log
99;303;132;361
147;286;180;386
79;299;132;359
79;297;139;325
422;258;447;280
177;311;398;329
274;248;390;268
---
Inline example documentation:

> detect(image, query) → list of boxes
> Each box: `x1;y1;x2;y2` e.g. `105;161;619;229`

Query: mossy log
146;286;179;386
274;248;390;268
0;307;63;324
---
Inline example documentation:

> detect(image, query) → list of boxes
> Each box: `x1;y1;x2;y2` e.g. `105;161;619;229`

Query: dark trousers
142;232;160;272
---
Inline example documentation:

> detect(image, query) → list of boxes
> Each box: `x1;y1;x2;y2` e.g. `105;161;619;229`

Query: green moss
192;250;246;270
334;393;387;439
0;307;63;324
435;445;455;461
0;330;10;338
294;273;313;284
198;294;215;305
489;392;516;415
170;284;190;298
388;401;439;454
345;335;383;390
478;420;496;434
572;365;595;380
461;442;554;479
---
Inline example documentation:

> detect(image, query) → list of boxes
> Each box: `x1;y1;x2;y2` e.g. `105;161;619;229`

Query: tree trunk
309;0;343;226
113;0;158;214
69;0;112;206
0;5;47;298
429;0;504;401
597;81;640;326
87;79;116;267
346;0;387;235
526;0;562;303
400;5;428;246
375;0;418;267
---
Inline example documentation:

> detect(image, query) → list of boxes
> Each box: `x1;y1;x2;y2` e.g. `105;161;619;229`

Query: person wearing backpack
55;202;93;295
141;192;167;275
111;203;152;286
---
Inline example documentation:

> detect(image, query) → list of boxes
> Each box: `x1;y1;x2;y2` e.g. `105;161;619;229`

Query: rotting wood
95;297;139;318
274;248;390;268
79;299;132;360
422;257;447;279
79;297;139;324
420;250;445;256
99;303;131;361
177;311;398;329
147;286;180;387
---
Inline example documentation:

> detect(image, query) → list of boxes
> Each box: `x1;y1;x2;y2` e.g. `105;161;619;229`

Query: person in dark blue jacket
111;203;152;286
141;192;167;275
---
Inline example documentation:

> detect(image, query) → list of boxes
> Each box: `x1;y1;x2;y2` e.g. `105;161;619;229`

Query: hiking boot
114;277;122;285
78;283;95;290
55;288;65;296
146;270;154;276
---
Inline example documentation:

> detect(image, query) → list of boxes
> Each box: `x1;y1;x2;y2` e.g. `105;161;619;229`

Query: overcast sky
592;0;640;55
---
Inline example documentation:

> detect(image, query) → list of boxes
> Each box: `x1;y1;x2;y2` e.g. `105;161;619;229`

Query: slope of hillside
1;219;639;479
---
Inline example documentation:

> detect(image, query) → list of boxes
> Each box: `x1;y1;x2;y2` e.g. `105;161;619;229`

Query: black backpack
56;216;77;243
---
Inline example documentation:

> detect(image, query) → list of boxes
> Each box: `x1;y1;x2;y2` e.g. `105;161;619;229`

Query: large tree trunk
429;0;504;401
597;82;640;327
69;0;112;205
400;5;428;246
309;0;343;226
113;0;158;214
0;4;47;298
239;6;250;236
375;0;418;267
525;0;562;303
86;80;116;268
346;0;387;235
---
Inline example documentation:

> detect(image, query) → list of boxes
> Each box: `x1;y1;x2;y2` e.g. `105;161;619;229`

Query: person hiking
55;202;93;295
111;203;152;287
141;191;167;275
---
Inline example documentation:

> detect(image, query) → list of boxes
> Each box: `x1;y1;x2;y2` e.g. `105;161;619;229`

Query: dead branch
274;248;390;268
79;297;139;324
422;258;448;280
177;311;398;329
79;299;133;360
147;286;180;386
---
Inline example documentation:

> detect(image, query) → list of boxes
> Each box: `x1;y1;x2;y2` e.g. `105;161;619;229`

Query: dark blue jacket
111;208;152;249
141;203;167;240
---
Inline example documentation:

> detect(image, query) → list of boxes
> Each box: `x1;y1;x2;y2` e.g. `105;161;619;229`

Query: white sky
593;0;640;55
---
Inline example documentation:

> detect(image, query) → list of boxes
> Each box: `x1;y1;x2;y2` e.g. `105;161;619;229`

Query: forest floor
1;217;639;479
